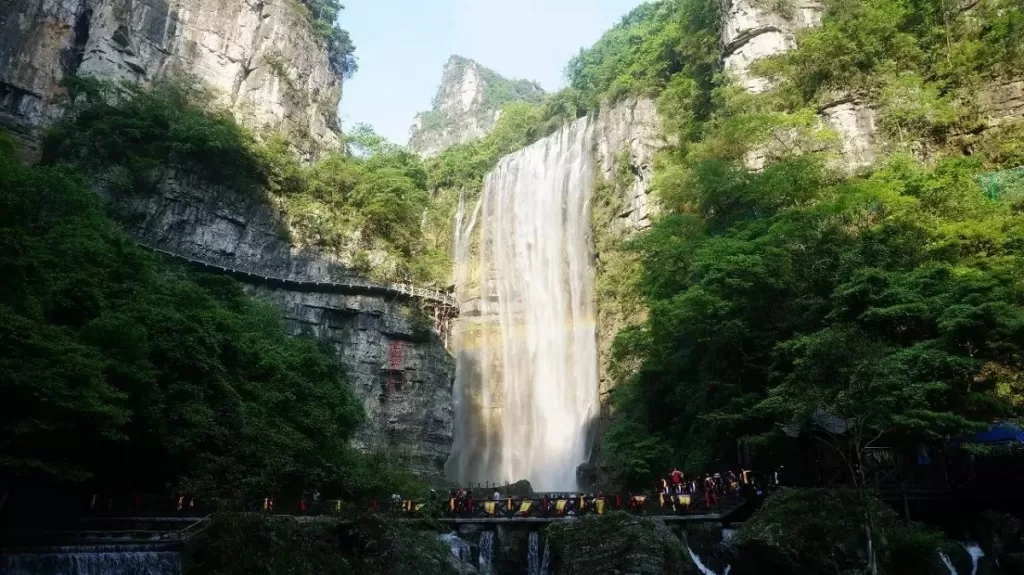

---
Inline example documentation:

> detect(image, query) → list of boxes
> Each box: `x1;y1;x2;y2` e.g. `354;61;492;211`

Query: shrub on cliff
737;488;948;575
45;79;451;285
184;514;457;575
546;512;690;575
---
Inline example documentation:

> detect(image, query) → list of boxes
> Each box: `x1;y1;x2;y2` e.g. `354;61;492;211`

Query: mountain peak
408;56;544;157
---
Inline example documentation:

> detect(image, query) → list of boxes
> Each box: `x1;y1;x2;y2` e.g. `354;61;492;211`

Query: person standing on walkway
671;468;683;494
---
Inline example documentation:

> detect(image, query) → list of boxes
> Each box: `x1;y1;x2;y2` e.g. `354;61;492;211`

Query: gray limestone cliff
106;171;456;479
0;0;342;159
409;55;544;158
720;0;1022;171
591;97;666;400
719;0;822;94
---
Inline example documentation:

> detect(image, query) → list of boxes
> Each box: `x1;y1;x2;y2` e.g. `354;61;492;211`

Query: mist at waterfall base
448;117;599;491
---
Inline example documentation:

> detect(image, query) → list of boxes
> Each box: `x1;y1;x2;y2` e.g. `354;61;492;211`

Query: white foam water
448;117;599;490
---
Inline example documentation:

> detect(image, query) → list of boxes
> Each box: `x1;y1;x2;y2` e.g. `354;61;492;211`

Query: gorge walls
3;0;457;479
0;0;341;159
107;172;456;479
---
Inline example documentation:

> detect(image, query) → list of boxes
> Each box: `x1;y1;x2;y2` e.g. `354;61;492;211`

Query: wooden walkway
138;243;459;308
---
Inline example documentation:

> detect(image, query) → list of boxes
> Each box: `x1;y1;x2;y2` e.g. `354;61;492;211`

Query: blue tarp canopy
971;422;1024;444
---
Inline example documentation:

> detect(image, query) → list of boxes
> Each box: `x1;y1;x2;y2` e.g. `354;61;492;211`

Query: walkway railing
137;243;458;309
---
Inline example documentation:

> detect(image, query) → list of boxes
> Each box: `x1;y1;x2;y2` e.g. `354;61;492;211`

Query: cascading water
687;545;728;575
448;117;599;491
527;531;541;575
0;544;181;575
962;542;984;575
479;530;495;574
540;536;551;575
440;532;472;563
940;551;958;574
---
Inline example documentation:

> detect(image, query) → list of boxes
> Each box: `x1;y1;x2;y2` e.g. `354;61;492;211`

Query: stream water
527;531;541;575
0;544;181;575
479;530;495;574
448;117;599;490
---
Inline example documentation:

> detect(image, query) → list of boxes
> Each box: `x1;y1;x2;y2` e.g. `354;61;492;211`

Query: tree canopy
0;130;418;503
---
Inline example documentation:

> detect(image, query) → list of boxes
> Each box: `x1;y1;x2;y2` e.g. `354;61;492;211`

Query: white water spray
448;117;599;490
962;542;984;575
688;545;729;575
940;551;957;575
479;531;495;574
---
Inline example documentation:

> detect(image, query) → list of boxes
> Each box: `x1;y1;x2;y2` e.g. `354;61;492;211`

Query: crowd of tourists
71;467;782;519
378;466;783;518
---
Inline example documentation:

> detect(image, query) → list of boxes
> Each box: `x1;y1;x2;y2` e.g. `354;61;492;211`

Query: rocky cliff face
409;55;544;157
0;0;341;159
107;171;456;479
595;97;666;235
719;0;822;94
591;97;666;398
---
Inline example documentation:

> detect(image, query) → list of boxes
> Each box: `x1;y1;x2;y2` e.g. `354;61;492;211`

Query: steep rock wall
719;0;822;93
592;97;666;398
108;174;456;479
719;0;882;171
595;96;666;234
0;0;341;158
409;55;544;158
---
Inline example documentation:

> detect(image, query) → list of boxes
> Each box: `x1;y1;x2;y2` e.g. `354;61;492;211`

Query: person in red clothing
671;468;683;494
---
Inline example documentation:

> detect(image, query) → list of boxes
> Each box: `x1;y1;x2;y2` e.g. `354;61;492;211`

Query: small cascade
721;528;738;547
687;545;729;575
527;531;541;575
0;544;181;575
540;536;551;575
479;531;495;574
962;543;984;575
440;532;472;563
939;551;958;575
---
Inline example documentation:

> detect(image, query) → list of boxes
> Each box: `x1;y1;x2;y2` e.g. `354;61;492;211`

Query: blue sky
339;0;647;145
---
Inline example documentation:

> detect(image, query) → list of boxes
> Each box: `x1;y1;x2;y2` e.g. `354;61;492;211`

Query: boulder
975;510;1022;556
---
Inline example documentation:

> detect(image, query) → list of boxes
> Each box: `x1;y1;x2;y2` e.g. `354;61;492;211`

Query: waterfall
962;543;984;575
540;536;551;575
440;532;472;563
939;551;958;575
479;530;495;574
687;545;729;575
0;544;181;575
527;531;541;575
448;116;599;491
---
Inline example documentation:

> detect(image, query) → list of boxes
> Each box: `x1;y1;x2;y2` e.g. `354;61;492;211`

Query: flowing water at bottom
479;531;495;574
0;545;181;575
527;532;541;575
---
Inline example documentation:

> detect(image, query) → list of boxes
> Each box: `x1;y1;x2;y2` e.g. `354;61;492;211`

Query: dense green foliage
565;0;718;112
738;489;948;574
593;0;1024;484
47;79;448;285
0;132;374;501
185;514;457;575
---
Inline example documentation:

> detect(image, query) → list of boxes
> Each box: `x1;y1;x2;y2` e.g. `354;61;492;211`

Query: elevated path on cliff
137;243;459;309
